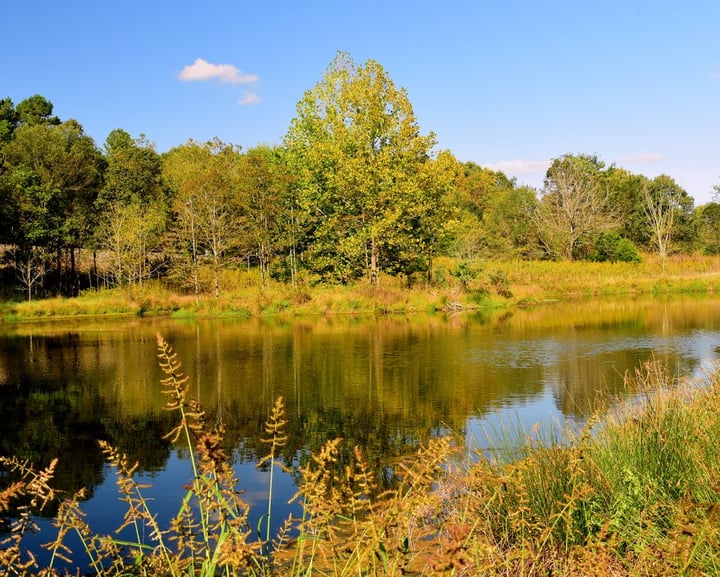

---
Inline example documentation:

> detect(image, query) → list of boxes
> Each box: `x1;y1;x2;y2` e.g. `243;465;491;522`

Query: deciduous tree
94;130;167;288
534;154;615;260
162;139;243;299
235;146;295;287
95;200;166;287
642;175;694;270
696;201;720;255
284;52;443;284
3;114;104;294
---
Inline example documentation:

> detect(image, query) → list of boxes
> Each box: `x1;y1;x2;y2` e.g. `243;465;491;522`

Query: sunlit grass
490;253;720;300
2;254;720;323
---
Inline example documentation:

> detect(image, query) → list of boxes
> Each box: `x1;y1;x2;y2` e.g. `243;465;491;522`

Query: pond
1;294;720;570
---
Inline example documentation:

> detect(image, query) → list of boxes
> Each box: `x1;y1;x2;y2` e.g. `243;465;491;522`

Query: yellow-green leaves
284;52;449;283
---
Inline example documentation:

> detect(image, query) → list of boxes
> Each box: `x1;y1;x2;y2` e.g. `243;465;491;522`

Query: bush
589;232;642;263
453;261;480;290
614;237;642;263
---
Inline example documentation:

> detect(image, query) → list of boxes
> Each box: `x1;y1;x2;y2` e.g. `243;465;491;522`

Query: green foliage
0;97;19;144
98;130;164;209
614;237;642;263
1;116;104;296
235;145;297;288
162;139;244;299
15;94;60;126
488;269;513;298
284;51;452;284
535;154;616;261
642;175;695;264
605;167;648;246
453;260;479;290
695;201;720;255
6;121;104;250
589;231;642;263
0;83;709;301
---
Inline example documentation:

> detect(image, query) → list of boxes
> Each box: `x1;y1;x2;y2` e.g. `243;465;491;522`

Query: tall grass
3;254;720;323
2;337;720;575
490;253;720;301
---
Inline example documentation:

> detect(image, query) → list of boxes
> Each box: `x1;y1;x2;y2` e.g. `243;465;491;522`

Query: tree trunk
289;246;297;288
70;247;78;296
56;246;62;296
26;253;32;302
370;236;379;286
92;250;98;291
213;253;220;298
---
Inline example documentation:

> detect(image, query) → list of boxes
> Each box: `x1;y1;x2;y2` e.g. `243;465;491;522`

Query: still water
1;295;720;567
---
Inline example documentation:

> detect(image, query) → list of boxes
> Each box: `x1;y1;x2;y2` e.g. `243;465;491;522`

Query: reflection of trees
1;297;718;517
0;332;174;520
541;329;701;419
0;349;106;516
176;317;548;491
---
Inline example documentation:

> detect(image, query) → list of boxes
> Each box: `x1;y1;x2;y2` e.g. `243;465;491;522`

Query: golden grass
2;254;720;324
492;253;720;301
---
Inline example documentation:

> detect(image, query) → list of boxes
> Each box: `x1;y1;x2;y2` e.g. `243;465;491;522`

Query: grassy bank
2;336;720;575
2;254;720;323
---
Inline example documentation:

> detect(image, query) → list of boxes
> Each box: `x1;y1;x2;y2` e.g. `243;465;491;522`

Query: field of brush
2;254;720;323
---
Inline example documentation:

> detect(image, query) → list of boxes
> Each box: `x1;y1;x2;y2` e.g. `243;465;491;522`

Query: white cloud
709;68;720;80
618;153;663;164
238;92;261;106
179;58;258;84
483;159;551;175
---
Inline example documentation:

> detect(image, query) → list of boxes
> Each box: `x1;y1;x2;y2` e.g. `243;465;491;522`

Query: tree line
2;52;719;300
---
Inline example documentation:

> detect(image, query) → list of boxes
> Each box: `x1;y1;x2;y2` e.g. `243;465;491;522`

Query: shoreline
2;255;720;325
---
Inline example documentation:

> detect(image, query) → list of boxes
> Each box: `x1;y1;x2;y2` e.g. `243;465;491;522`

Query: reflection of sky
133;453;303;535
465;338;572;368
465;327;720;457
466;388;568;455
477;330;719;371
7;301;720;573
28;454;303;574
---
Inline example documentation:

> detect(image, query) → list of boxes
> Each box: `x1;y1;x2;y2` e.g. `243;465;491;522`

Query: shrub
453;261;480;290
589;232;642;263
614;237;642;263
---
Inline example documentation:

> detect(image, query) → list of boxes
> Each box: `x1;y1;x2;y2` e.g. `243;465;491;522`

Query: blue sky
4;1;719;203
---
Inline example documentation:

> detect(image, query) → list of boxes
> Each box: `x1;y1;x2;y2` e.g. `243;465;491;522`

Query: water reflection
1;295;719;520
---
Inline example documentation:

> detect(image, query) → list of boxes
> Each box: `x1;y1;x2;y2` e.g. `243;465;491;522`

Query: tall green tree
94;130;167;287
0;98;19;251
694;201;720;255
15;94;60;126
284;52;445;284
0;97;19;147
95;200;166;287
162;139;243;299
1;166;53;299
456;161;516;221
451;162;538;259
235;146;295;287
3;115;104;295
482;185;541;259
98;129;164;208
